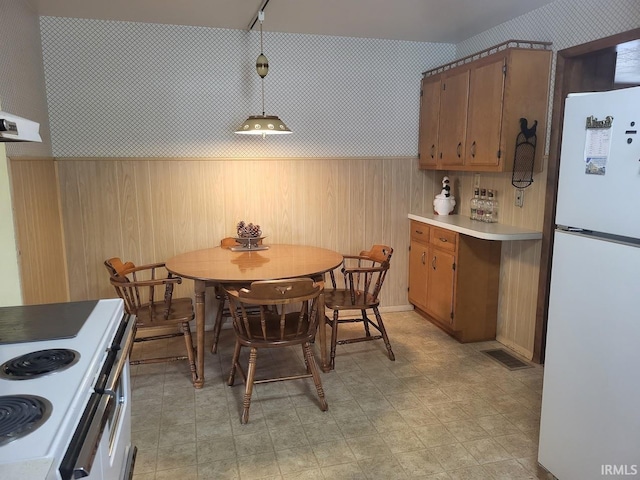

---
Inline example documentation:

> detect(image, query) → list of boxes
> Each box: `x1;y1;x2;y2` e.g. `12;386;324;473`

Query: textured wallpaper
40;18;454;158
38;0;639;158
457;0;639;56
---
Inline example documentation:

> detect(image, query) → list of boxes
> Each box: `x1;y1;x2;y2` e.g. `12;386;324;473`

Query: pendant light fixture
235;10;291;137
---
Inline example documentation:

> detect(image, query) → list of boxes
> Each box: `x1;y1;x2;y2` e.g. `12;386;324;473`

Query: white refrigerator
538;86;640;479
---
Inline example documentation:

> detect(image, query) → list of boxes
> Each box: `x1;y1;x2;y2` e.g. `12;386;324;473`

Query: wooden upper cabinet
418;41;552;172
465;55;506;168
499;48;553;173
418;76;440;168
438;69;469;167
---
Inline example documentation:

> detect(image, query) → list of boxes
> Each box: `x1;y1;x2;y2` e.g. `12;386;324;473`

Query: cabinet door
408;240;428;310
426;249;456;325
438;69;469;167
465;56;506;168
418;76;440;168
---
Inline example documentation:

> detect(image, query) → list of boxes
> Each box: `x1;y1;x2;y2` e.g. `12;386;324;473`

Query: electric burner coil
0;395;52;446
0;349;80;380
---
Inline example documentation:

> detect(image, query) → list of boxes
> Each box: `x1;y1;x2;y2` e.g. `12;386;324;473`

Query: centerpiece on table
234;221;266;250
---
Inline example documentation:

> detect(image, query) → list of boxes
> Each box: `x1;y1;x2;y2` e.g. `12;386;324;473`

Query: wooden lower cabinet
408;234;429;310
426;248;455;324
408;220;501;342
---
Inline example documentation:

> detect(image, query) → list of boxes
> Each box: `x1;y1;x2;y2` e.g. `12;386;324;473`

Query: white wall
0;0;52;306
0;142;22;306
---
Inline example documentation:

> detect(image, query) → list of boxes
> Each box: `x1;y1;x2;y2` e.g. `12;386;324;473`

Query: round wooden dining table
166;244;343;388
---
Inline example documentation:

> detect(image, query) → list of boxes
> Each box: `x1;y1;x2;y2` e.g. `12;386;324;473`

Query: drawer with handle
430;227;457;252
410;221;430;244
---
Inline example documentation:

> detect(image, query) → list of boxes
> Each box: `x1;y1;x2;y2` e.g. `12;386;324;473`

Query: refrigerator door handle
556;226;640;248
556;225;591;233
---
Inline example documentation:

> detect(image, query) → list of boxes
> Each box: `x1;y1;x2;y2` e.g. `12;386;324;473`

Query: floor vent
481;348;532;370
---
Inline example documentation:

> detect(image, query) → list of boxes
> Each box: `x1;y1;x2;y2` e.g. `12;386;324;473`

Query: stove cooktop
0;299;124;477
0;300;98;345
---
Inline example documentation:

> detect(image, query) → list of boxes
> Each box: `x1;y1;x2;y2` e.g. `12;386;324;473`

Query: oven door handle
70;393;114;479
104;316;136;396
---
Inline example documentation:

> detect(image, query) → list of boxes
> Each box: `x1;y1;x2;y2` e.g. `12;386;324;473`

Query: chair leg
373;307;395;361
211;297;226;354
228;340;242;386
329;310;340;369
362;310;372;337
301;344;311;374
182;322;197;383
303;342;328;411
241;347;258;424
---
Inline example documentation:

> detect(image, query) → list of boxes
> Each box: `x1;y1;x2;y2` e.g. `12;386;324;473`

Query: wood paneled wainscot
418;40;552;172
8;157;69;304
408;215;543;342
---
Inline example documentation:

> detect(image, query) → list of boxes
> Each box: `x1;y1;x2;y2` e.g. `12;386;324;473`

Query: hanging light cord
260;18;265;116
235;0;291;136
248;0;270;30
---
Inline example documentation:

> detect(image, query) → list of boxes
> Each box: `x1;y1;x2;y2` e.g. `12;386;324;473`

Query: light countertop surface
408;213;543;241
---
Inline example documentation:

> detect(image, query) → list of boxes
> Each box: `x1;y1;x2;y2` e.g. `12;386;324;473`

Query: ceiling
29;0;557;43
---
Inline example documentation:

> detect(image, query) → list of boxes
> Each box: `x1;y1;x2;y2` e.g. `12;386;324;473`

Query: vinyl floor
130;310;551;479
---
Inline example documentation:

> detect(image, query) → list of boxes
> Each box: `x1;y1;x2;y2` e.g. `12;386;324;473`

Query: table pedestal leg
194;279;206;388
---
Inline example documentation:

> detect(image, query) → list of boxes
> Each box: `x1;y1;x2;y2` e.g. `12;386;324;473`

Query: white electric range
0;299;136;480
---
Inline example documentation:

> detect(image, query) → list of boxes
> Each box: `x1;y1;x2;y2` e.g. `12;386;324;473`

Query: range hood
0;111;42;142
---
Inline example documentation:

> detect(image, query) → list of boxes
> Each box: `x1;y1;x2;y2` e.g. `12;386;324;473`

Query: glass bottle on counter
470;188;480;220
490;190;498;223
476;189;487;221
485;190;494;223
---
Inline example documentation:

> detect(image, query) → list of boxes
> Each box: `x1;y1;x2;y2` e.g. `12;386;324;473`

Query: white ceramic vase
433;195;456;215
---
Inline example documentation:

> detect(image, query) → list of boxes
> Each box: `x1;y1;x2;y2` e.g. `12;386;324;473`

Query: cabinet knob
471;141;477;158
430;144;435;158
456;142;462;157
421;252;426;265
432;256;437;269
415;230;423;235
439;237;448;243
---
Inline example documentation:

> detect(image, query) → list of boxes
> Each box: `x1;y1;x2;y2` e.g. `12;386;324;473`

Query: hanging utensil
511;117;537;189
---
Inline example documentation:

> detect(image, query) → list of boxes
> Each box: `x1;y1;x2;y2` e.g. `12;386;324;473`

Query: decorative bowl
233;236;266;249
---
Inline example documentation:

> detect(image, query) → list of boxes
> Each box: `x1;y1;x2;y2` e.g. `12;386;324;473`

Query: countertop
408;213;543;241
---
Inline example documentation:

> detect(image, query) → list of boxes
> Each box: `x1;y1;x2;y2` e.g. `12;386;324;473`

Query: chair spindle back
225;278;321;342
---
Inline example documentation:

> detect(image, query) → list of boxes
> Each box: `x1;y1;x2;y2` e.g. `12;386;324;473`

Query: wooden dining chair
324;245;395;369
210;237;262;353
104;258;197;382
224;278;328;424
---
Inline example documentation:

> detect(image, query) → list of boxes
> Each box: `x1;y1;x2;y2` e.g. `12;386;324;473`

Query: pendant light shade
236;115;291;135
235;10;291;137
